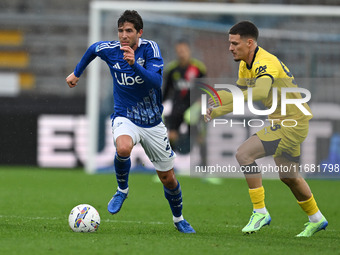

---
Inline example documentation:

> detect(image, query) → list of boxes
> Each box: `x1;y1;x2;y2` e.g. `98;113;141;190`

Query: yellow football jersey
237;46;312;122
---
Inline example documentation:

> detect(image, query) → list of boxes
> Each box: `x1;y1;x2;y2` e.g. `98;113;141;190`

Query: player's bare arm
66;72;79;88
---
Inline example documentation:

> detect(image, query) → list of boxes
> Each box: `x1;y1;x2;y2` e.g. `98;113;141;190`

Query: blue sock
164;182;182;217
114;152;131;190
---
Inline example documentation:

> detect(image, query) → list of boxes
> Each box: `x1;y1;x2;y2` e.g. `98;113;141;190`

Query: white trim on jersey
141;39;160;58
96;41;120;52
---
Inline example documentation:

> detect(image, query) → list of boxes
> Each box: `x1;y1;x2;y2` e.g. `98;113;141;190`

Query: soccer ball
68;204;100;232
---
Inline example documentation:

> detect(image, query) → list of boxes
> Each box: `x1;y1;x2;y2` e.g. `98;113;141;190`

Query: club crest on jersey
255;65;267;76
114;72;144;86
136;57;145;67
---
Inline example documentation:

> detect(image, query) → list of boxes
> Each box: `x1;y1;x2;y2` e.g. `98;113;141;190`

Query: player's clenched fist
66;72;79;88
204;108;213;123
121;46;135;65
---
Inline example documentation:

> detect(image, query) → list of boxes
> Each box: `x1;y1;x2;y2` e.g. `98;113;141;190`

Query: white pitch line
103;219;166;225
0;215;166;225
0;215;61;221
226;223;336;232
1;215;335;232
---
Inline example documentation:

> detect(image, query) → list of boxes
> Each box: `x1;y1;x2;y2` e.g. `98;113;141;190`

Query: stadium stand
0;0;339;99
0;0;90;96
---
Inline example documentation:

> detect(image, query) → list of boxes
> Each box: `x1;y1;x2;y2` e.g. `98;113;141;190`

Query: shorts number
164;137;171;151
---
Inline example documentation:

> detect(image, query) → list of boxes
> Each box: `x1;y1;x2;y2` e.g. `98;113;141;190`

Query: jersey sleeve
236;62;248;89
130;40;163;89
144;40;164;74
73;42;103;77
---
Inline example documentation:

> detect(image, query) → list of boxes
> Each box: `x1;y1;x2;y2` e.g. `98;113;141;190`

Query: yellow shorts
256;121;309;162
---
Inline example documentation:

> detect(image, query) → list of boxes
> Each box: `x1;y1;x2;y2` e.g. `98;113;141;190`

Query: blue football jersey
74;38;164;128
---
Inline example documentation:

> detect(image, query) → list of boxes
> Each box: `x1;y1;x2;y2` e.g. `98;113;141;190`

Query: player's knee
235;148;249;165
116;144;132;157
159;172;177;189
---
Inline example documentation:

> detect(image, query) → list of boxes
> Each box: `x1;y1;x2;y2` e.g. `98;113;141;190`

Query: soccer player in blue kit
66;10;195;233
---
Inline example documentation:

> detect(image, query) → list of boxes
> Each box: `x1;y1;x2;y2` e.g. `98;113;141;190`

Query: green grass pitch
0;166;339;255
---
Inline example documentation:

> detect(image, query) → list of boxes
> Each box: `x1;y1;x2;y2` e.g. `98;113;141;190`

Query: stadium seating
0;0;339;100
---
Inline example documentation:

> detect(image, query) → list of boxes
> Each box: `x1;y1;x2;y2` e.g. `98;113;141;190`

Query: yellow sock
297;194;319;216
249;186;265;210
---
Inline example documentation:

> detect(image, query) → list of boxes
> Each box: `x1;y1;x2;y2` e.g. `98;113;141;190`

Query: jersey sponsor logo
255;65;267;76
114;72;144;86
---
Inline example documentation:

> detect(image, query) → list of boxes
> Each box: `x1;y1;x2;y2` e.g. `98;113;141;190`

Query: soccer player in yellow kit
205;21;328;237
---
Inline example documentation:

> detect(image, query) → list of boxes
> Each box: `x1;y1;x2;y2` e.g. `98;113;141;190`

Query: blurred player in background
163;40;206;155
204;21;327;237
163;39;216;183
66;10;195;233
163;40;221;183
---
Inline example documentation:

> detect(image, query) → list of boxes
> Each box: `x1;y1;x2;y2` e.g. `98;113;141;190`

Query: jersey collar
246;46;259;70
119;38;142;49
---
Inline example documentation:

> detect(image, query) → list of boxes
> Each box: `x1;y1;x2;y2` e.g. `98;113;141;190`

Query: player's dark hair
118;10;143;31
176;39;190;46
229;21;259;40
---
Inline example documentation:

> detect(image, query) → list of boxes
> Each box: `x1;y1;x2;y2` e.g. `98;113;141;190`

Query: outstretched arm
66;43;97;88
73;43;98;78
65;43;99;88
205;77;272;121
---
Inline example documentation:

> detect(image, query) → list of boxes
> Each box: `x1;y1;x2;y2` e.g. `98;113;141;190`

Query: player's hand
204;108;213;123
66;72;79;88
208;95;220;107
121;46;135;65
